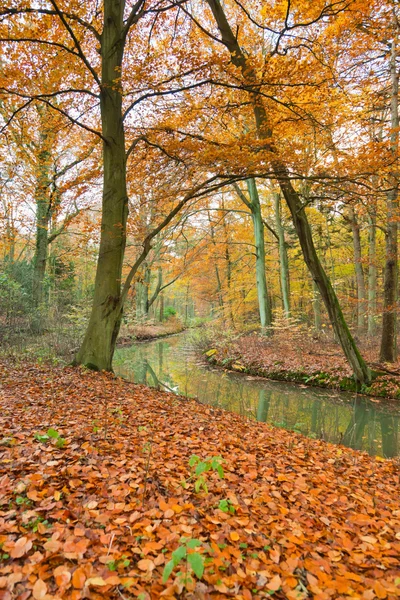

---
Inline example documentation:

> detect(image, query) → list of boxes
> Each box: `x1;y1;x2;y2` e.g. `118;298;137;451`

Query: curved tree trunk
233;180;272;332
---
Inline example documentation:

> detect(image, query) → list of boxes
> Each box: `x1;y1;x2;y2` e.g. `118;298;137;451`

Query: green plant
15;495;31;507
107;555;130;571
34;428;66;448
218;498;235;514
24;517;50;532
162;538;204;584
92;420;101;433
163;306;177;320
182;455;225;494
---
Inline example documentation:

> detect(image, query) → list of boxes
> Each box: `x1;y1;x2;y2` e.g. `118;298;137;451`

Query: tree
198;0;372;384
233;180;272;333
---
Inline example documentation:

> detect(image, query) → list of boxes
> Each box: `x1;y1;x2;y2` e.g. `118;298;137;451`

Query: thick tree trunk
348;207;366;334
273;192;290;317
380;38;399;363
367;209;377;337
246;179;272;332
74;0;128;370
205;0;371;384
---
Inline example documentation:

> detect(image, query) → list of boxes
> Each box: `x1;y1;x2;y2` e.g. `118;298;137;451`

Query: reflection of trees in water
137;359;148;385
256;390;271;422
342;400;369;450
115;338;400;457
380;415;398;458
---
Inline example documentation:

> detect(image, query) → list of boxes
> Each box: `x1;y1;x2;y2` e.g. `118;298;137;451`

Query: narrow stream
113;333;400;458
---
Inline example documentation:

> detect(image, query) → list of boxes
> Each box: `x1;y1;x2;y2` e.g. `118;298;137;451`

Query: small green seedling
182;455;225;494
218;498;235;514
162;538;204;584
25;517;50;532
34;428;66;448
15;495;30;506
107;555;130;571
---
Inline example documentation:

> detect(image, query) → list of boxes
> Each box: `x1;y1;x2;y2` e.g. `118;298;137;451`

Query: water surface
114;333;400;458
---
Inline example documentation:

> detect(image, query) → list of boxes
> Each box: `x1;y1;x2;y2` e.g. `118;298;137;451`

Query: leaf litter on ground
0;359;399;599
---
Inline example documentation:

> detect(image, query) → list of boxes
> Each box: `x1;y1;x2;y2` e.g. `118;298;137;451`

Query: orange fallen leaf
72;567;86;589
32;579;47;600
54;565;71;587
374;581;388;599
85;577;107;587
137;559;155;571
10;537;32;559
267;575;282;591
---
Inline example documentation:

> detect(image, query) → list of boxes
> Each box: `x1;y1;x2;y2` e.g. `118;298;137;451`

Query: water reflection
114;334;400;458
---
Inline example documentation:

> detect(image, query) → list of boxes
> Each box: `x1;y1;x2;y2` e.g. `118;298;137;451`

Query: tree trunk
246;179;272;332
367;209;377;337
74;0;128;370
205;0;371;384
147;266;162;314
32;109;55;317
32;179;49;310
221;203;235;326
312;280;322;331
159;292;164;322
380;36;399;362
348;207;367;334
273;192;290;317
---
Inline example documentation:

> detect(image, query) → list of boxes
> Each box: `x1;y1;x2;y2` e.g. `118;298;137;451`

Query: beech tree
190;0;373;384
0;0;244;369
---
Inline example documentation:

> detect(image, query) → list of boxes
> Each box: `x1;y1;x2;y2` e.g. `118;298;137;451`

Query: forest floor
118;318;186;345
0;359;399;600
204;332;400;401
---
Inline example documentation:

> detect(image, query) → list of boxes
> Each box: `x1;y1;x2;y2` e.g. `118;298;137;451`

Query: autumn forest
0;1;400;599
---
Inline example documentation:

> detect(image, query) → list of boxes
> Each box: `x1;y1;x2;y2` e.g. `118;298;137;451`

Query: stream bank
113;333;400;457
203;331;400;401
117;318;186;345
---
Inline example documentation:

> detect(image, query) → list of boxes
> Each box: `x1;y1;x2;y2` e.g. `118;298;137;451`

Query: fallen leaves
0;360;399;599
8;536;32;558
32;579;47;600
